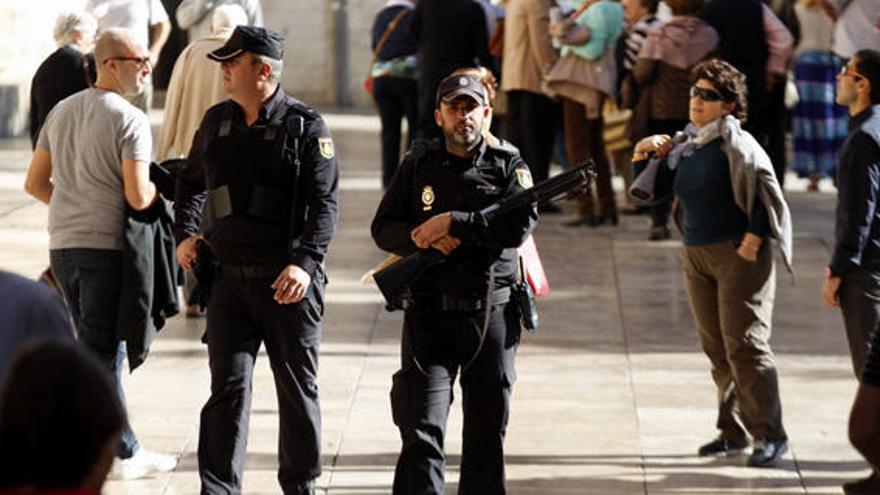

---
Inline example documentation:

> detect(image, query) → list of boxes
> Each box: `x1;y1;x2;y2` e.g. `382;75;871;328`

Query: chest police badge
318;137;335;159
515;168;534;189
421;186;435;211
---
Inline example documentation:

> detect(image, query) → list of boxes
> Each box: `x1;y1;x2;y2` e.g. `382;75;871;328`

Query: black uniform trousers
391;299;520;495
198;270;324;494
373;76;418;187
504;90;556;185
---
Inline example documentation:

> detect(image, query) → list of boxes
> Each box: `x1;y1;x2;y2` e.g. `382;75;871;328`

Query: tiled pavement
0;110;867;494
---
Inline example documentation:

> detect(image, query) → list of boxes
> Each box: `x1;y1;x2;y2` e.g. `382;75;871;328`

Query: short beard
444;126;481;149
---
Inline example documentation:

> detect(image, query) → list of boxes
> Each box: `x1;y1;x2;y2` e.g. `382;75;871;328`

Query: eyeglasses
689;86;725;102
839;64;863;80
106;56;151;70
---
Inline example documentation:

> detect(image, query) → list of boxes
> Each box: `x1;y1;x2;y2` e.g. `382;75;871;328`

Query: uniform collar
849;104;879;132
229;85;285;125
258;85;287;124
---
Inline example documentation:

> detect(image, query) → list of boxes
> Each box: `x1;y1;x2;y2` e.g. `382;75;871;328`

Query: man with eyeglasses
23;28;177;480
820;48;880;494
86;0;171;112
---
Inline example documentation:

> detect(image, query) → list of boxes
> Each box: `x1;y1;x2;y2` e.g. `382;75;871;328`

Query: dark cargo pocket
390;366;419;428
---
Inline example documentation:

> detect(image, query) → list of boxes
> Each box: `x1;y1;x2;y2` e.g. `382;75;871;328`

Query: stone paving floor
0;110;868;494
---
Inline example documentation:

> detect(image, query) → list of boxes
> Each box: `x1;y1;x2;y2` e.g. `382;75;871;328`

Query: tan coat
500;0;557;94
156;30;232;161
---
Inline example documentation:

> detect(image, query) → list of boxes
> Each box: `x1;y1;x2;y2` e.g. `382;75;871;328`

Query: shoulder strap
283;105;306;261
370;8;410;67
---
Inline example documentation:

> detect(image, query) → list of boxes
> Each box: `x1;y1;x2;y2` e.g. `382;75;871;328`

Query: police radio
513;257;539;331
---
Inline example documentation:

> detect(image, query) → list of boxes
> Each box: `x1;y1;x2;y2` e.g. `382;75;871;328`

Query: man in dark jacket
372;72;537;494
820;49;880;495
29;11;97;148
174;26;339;495
410;0;494;138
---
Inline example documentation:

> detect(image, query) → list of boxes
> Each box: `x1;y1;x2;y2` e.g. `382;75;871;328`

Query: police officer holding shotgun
173;26;339;495
371;71;538;494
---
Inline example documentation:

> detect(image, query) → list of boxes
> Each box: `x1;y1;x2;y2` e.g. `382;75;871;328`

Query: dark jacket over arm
118;201;180;371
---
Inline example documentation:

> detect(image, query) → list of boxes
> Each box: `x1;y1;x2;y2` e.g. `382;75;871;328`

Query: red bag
363;76;374;94
519;235;550;296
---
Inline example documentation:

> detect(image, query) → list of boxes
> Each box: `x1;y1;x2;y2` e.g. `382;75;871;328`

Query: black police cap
435;73;487;108
208;25;284;62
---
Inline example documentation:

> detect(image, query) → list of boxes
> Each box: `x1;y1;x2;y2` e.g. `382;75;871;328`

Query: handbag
365;8;409;94
519;234;549;296
544;48;617;104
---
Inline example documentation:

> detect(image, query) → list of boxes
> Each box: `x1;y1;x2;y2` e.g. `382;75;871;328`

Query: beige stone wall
0;0;386;136
263;0;384;107
346;0;385;107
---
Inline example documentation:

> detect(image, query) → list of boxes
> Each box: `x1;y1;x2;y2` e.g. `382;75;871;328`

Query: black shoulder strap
283;105;306;261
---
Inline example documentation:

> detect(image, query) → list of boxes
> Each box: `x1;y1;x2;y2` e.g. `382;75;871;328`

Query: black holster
512;280;539;331
190;239;217;310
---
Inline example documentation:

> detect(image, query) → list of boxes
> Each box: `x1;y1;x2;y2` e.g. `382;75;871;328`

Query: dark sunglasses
689;86;725;102
105;56;151;70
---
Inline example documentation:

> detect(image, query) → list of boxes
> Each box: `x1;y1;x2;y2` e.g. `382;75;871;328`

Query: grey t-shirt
38;88;152;250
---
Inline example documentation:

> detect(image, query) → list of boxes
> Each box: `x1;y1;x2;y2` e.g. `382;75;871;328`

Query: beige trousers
682;240;786;442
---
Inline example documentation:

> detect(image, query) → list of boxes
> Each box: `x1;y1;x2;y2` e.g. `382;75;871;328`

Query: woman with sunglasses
630;58;793;468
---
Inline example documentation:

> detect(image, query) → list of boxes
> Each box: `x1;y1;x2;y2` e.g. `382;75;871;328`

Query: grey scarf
629;115;793;272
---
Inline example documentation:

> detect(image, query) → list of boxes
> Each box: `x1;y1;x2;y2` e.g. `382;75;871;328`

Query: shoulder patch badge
421;186;435;211
318;137;335;159
515;168;534;189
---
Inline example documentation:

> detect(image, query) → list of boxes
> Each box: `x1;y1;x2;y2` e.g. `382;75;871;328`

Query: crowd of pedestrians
2;0;880;494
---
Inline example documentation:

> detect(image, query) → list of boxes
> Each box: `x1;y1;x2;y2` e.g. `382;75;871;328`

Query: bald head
94;28;143;74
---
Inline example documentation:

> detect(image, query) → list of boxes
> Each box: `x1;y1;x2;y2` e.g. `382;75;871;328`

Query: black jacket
830;105;880;277
371;138;538;296
29;46;94;148
700;0;769;113
410;0;493;84
174;87;340;278
117;201;180;371
371;5;418;62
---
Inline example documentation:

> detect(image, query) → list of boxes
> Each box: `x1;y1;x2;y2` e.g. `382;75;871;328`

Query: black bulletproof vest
202;101;305;264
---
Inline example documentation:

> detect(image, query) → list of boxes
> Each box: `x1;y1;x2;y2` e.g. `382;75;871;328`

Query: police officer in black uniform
173;26;339;495
371;72;538;494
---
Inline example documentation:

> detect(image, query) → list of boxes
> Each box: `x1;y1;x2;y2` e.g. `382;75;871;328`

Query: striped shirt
623;15;660;71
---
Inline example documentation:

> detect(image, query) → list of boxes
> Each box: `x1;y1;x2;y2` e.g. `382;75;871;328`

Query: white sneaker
111;448;178;480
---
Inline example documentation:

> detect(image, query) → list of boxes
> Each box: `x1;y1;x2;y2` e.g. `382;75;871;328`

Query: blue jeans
50;248;140;458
